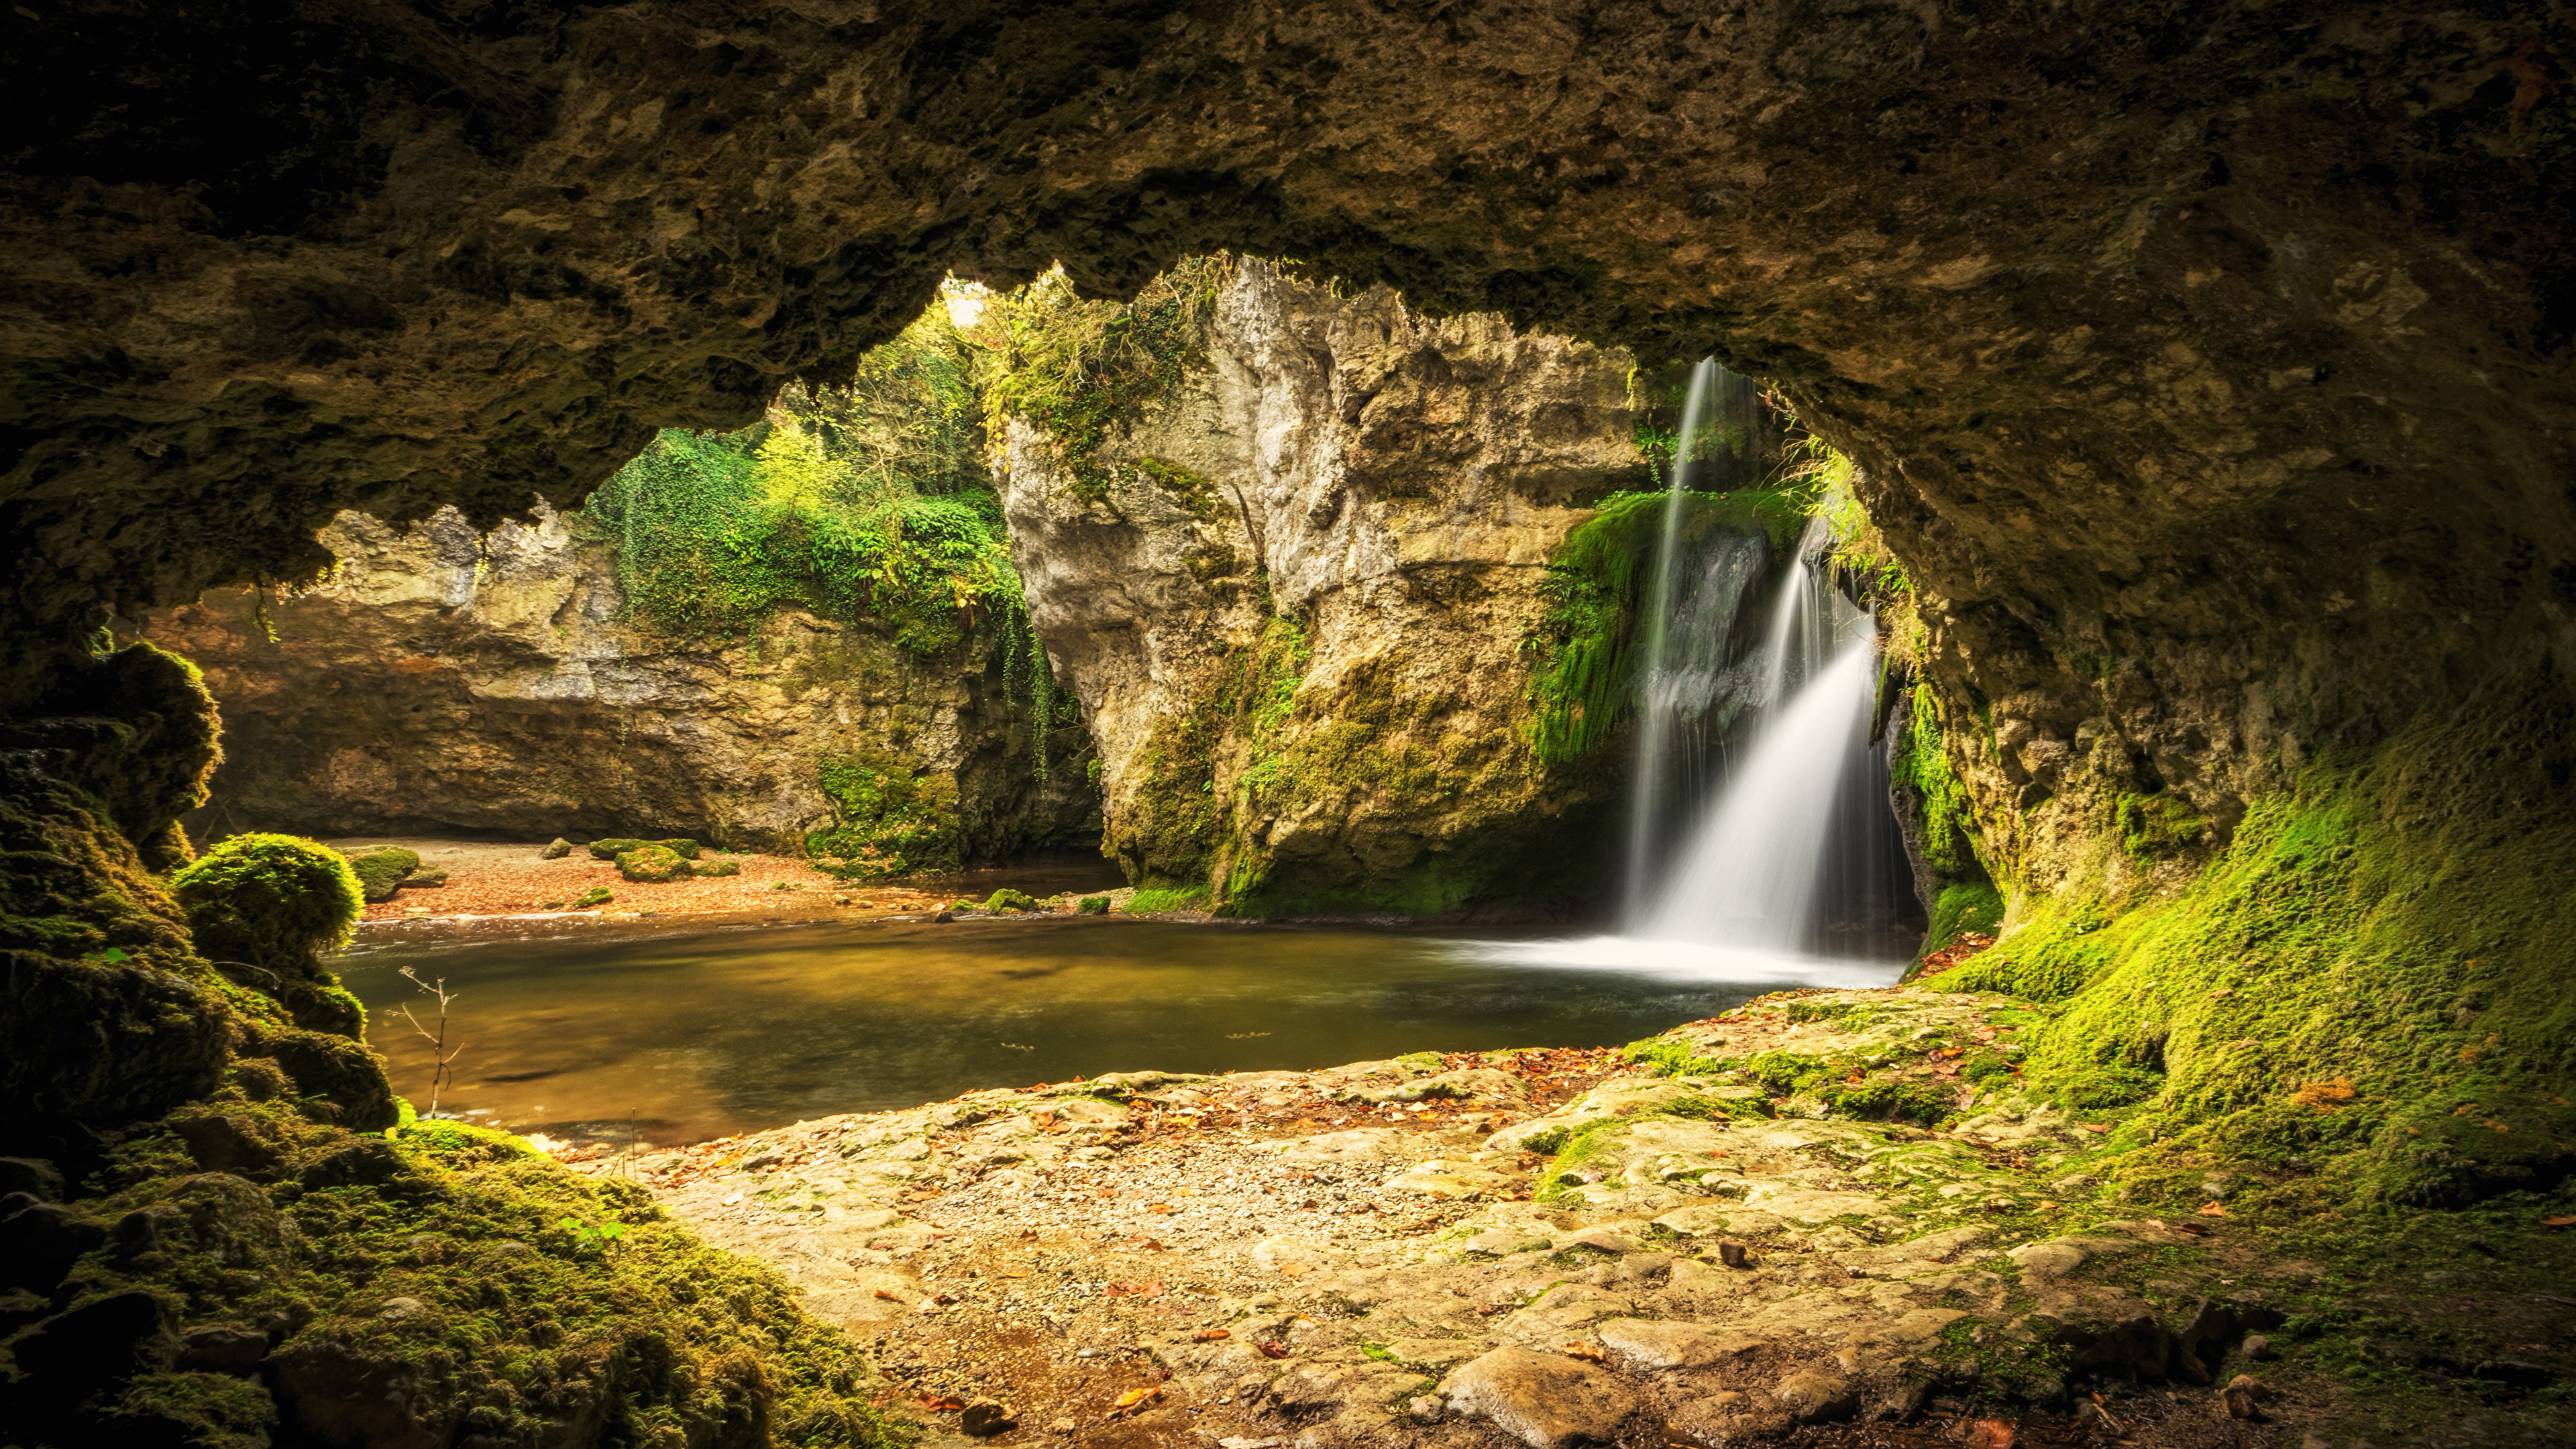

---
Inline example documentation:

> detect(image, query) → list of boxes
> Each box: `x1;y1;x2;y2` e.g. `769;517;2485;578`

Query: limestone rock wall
143;504;1097;856
1000;262;1648;912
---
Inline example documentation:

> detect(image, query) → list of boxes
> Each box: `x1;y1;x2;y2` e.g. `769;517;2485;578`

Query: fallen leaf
2036;1201;2059;1211
2540;1215;2576;1228
1192;1328;1232;1342
1965;1417;2016;1449
1277;1263;1307;1278
1257;1341;1290;1359
2294;1077;2357;1111
1562;1343;1606;1362
1148;1203;1175;1214
2197;1201;2229;1217
2077;1124;2110;1134
921;1395;966;1413
873;1289;900;1301
1111;1387;1165;1411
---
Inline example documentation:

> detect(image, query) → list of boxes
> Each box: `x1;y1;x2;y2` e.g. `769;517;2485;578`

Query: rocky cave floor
557;988;2575;1449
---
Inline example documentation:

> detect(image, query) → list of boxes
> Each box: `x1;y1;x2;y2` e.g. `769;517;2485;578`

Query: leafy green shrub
981;258;1236;504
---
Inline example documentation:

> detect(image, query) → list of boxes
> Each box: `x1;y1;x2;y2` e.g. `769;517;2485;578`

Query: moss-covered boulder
170;833;367;1036
540;837;572;859
585;837;645;861
573;885;613;909
696;857;740;877
342;847;418;903
615;846;690;883
654;838;701;860
982;888;1040;912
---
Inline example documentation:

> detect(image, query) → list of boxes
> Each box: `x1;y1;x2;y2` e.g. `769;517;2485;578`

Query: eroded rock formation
1000;260;1652;912
142;503;1096;857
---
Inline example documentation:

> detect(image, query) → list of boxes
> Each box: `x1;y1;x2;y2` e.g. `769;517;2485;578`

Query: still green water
337;914;1898;1145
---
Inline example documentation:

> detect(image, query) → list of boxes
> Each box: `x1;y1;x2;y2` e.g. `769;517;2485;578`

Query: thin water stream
337;914;1901;1146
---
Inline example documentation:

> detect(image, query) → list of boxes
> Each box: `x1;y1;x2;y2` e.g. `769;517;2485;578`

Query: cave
3;4;2571;1446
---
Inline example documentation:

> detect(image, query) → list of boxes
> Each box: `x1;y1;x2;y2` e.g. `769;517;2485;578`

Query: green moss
1523;487;1809;765
807;749;961;878
983;258;1236;505
2114;790;2207;862
1120;887;1208;914
1936;669;2576;1208
981;888;1040;912
343;847;419;904
1892;681;1988;885
585;838;645;861
1919;881;2004;957
614;845;690;883
571;885;613;910
1076;895;1110;915
171;833;367;1036
68;1099;900;1449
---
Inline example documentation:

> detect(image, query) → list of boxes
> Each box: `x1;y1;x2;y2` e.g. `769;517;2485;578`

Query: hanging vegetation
977;256;1238;504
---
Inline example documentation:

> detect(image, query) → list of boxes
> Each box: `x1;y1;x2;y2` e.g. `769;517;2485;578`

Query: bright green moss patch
1523;487;1808;765
808;749;962;878
74;1100;900;1449
1938;670;2576;1207
982;258;1237;504
1121;887;1208;914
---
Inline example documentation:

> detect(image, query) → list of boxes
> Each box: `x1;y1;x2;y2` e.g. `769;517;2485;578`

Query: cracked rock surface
590;989;2335;1447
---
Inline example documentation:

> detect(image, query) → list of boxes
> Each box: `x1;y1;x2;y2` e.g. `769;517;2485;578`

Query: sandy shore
329;837;1123;923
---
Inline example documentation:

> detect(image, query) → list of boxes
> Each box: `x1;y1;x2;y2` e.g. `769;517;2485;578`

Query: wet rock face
5;4;2568;857
142;503;1097;856
1000;262;1640;909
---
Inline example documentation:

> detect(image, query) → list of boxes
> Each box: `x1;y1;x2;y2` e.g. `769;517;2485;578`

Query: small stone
2241;1334;2273;1362
1407;1395;1445;1424
379;1297;426;1320
961;1399;1018;1436
2217;1373;2267;1419
1076;1346;1103;1358
1770;1369;1857;1424
1717;1240;1750;1269
177;1325;268;1371
541;837;572;859
834;894;853;905
1442;1346;1632;1449
935;911;956;923
1046;1419;1077;1436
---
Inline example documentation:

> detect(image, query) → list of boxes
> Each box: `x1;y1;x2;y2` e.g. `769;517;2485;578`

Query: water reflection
337;915;1901;1145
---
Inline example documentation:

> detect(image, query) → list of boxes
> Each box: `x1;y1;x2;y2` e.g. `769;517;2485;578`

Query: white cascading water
1461;368;1907;985
1620;360;1772;918
1629;541;1878;949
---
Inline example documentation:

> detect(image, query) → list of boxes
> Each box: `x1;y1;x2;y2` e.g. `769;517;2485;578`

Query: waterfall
1459;366;1913;983
1621;361;1771;917
1627;513;1911;956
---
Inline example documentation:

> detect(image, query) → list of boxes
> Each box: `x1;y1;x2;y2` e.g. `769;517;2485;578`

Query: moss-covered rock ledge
0;643;900;1448
617;986;2572;1448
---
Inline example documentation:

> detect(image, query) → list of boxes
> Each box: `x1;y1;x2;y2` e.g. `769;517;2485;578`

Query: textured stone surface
1000;260;1644;910
3;1;2565;891
142;502;1096;855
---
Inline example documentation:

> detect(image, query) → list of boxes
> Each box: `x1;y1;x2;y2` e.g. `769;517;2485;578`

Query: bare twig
396;966;465;1119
